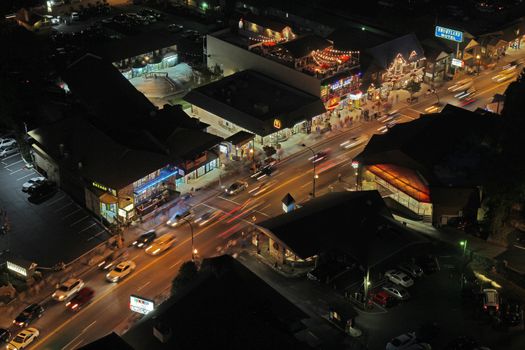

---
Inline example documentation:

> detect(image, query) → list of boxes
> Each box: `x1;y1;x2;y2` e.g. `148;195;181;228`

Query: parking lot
0;152;109;267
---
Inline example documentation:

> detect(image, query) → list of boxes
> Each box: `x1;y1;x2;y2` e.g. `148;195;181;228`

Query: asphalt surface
14;51;525;349
0;153;109;267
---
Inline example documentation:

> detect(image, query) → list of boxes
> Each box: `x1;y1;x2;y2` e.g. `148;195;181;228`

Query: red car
372;290;395;307
65;287;95;312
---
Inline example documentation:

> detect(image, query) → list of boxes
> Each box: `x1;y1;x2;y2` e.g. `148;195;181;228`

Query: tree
171;261;198;295
263;145;276;158
404;80;421;102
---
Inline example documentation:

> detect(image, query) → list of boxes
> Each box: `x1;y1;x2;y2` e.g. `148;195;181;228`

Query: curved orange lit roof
369;164;431;203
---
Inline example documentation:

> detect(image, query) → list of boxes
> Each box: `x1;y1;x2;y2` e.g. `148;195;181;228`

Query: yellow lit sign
273;119;282;129
92;182;108;192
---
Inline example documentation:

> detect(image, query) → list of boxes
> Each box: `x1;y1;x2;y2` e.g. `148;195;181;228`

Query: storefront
222;131;256;161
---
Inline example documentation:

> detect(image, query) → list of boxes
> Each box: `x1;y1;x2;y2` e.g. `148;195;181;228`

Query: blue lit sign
134;169;180;195
435;26;463;43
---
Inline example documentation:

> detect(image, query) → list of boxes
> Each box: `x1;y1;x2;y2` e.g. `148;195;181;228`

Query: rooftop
184;70;325;136
355;104;501;187
257;191;428;268
122;255;311;350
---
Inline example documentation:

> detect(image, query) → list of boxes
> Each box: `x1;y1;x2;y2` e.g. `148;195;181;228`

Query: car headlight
58;295;65;300
137;243;143;247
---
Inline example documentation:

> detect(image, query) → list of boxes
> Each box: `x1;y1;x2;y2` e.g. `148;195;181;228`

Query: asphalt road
23;56;525;349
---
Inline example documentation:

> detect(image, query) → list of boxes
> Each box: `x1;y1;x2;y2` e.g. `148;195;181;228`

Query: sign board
435;26;463;43
273;119;282;129
451;58;464;67
7;260;37;279
130;295;155;315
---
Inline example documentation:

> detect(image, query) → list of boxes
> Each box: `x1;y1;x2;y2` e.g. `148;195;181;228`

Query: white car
52;278;84;301
377;125;388;134
398;262;424;278
0;146;17;157
7;328;39;350
0;137;16;148
106;260;136;282
145;233;176;256
21;177;46;192
386;332;417;350
385;269;414;287
382;284;410;300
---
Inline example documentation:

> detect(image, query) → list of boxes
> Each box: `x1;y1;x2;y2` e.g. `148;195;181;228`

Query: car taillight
484;305;487;310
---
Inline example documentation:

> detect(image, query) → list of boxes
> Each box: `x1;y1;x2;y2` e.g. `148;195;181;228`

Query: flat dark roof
184;70;326;136
257;191;428;268
122;255;311;350
277;34;332;59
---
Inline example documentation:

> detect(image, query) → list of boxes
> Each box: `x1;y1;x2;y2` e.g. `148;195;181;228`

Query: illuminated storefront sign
92;181;108;191
130;295;155;315
435;26;463;43
451;58;464;67
7;261;28;277
273;119;282;129
329;77;354;91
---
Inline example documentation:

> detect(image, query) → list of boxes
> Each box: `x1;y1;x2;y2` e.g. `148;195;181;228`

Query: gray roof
257;191;427;268
366;33;424;70
184;70;326;136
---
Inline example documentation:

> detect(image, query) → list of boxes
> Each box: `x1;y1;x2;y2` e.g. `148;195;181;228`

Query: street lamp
459;240;468;257
177;215;196;261
476;54;481;75
301;144;316;198
427;88;440;105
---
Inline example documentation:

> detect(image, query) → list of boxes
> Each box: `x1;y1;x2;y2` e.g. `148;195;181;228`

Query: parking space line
87;230;106;241
2;153;20;162
70;215;89;227
77;223;96;233
54;202;74;212
9;168;24;174
5;159;23;168
46;194;66;206
16;173;34;181
63;208;81;218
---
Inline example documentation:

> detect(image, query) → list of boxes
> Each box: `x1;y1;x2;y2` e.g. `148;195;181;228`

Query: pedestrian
338;173;342;182
395;93;399;104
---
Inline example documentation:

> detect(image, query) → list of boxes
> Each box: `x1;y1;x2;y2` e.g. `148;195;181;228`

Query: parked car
499;299;523;327
371;290;395;307
168;23;183;32
382;284;410;300
398;262;424;278
251;164;273;179
386;332;417;350
0;146;18;158
403;344;431;350
385;269;414;287
415;255;440;274
0;328;10;343
52;278;85;301
482;288;500;313
0;137;16;148
6;328;39;350
145;233;176;256
131;230;157;248
225;181;248;196
166;209;195;227
65;287;95;311
27;181;56;200
106;260;136;282
21;177;46;192
13;304;44;327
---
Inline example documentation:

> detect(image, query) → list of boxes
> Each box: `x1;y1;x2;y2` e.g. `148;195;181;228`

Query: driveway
0;152;110;267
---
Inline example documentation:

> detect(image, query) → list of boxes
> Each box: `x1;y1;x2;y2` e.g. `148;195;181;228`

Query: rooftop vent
253;102;269;115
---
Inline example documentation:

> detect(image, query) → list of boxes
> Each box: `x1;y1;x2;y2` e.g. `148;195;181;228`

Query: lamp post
427;88;440;105
301;144;316;198
476;54;481;75
177;215;196;261
459;239;468;257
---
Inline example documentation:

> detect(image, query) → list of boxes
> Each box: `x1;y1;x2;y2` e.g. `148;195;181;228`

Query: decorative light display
311;48;359;68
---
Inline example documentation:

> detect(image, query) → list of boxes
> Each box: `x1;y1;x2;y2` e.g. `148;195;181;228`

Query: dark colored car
27;181;56;199
307;262;347;284
13;304;44;327
65;287;95;311
500;299;523;327
131;230;157;248
0;328;10;343
415;255;440;274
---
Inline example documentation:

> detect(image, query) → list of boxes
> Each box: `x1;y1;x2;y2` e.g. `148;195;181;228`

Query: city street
18;52;525;350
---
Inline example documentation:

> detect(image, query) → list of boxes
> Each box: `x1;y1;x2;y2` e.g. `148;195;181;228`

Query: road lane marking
54;202;73;212
217;195;241;205
87;230;106;241
137;281;152;291
2;153;21;161
17;172;34;181
61;333;83;350
63;208;82;218
69;340;83;349
169;260;182;270
82;320;97;333
46;194;65;206
32;208;233;350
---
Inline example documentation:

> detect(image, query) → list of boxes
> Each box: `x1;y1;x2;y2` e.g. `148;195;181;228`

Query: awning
100;193;118;204
225;131;255;146
368;164;431;203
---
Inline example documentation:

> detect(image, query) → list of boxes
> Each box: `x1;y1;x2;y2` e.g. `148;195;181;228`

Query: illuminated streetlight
459;240;468;257
301;144;317;198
